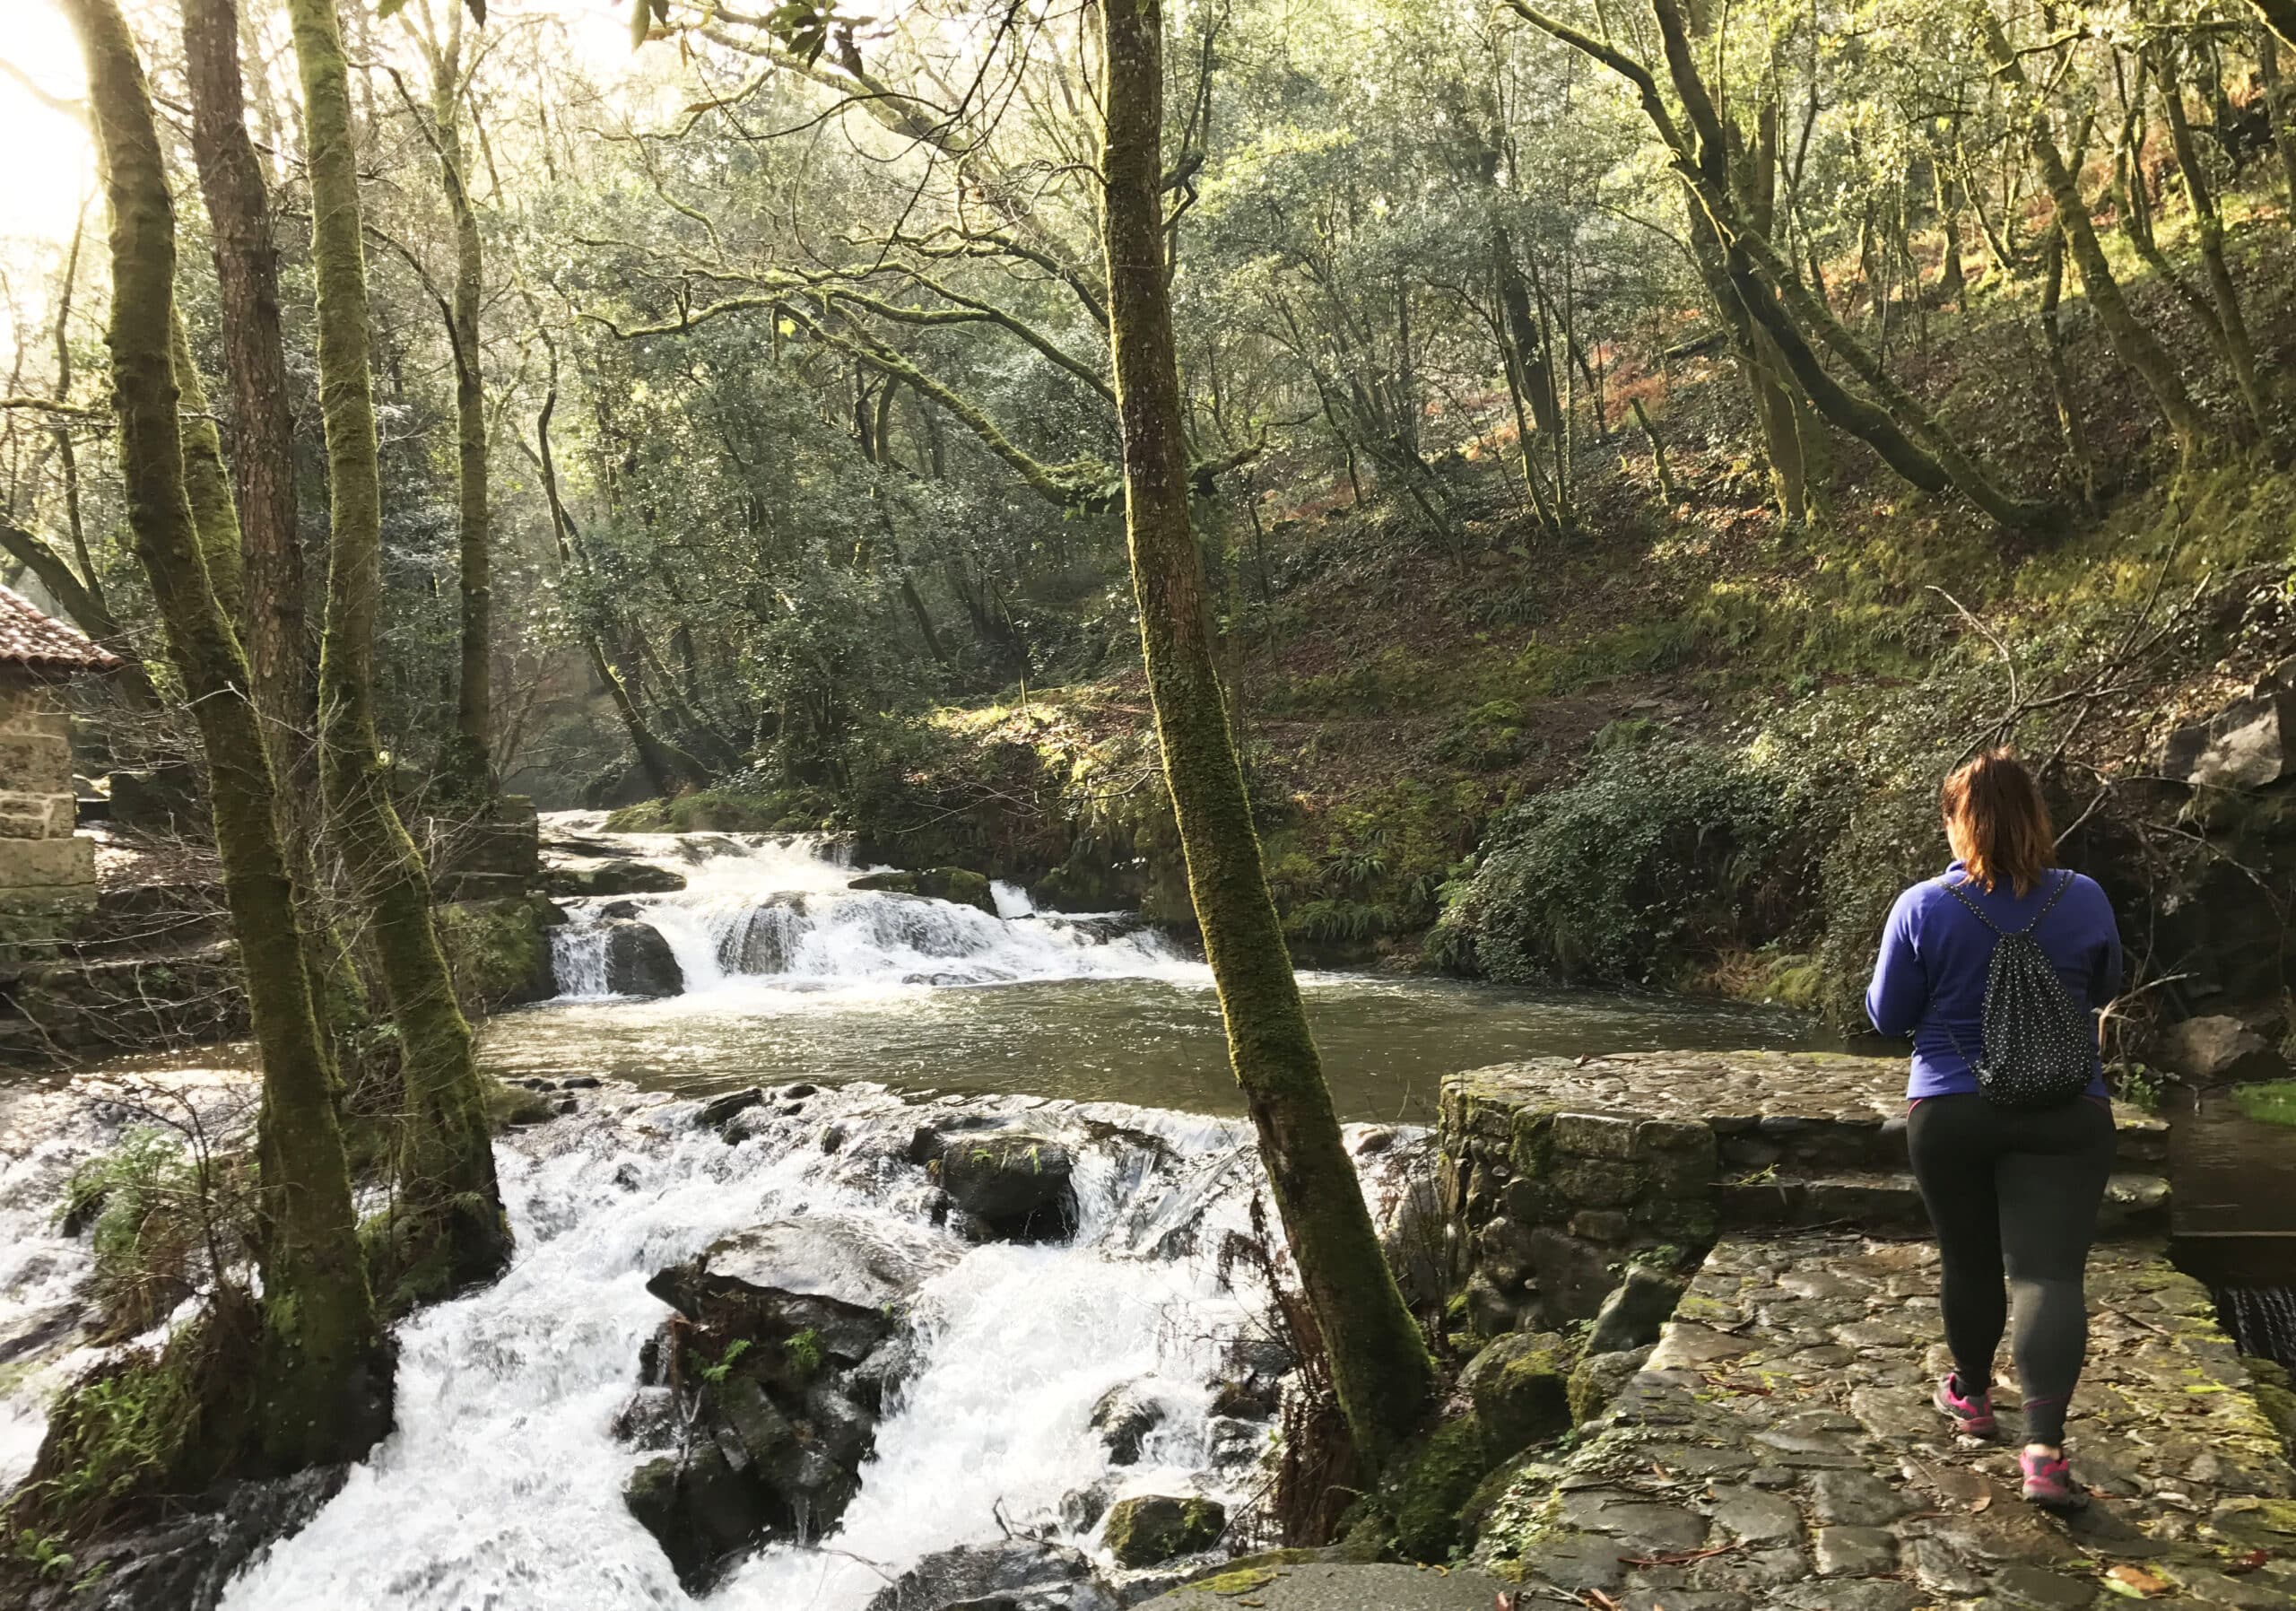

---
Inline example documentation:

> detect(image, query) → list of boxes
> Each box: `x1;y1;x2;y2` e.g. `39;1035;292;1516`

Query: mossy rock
1388;1413;1492;1563
432;896;556;1014
604;789;815;833
1567;1346;1650;1424
2246;1356;2296;1454
1103;1493;1227;1566
850;866;996;915
1457;1330;1575;1460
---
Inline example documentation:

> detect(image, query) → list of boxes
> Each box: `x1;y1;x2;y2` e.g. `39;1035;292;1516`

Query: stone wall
1440;1051;2170;1337
0;675;97;961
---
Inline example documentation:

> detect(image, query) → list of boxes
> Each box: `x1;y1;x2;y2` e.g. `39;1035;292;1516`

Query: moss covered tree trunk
2156;46;2271;440
1979;11;2217;469
1097;0;1434;1469
412;4;494;806
179;0;311;776
284;0;510;1293
64;0;389;1470
170;309;246;624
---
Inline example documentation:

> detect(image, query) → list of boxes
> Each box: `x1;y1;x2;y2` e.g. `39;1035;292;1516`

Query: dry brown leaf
2225;1549;2269;1575
1970;1492;1993;1512
2104;1563;2173;1598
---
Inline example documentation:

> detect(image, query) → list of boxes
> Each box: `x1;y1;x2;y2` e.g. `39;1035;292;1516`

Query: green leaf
375;0;409;18
630;0;652;52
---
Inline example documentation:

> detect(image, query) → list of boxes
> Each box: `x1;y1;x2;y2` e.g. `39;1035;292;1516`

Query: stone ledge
1473;1232;2296;1608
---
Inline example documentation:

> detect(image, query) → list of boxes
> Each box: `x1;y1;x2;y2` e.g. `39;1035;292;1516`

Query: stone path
1135;1561;1515;1609
1441;1053;2170;1336
1470;1232;2296;1609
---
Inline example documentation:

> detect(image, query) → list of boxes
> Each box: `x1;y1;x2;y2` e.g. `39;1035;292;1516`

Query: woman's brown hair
1939;749;2057;895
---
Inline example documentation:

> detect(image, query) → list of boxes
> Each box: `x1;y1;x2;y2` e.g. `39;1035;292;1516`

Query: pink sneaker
2019;1448;2087;1511
1933;1373;1997;1439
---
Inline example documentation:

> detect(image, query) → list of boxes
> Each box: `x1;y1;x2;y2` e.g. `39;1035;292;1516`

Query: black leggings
1905;1093;2116;1447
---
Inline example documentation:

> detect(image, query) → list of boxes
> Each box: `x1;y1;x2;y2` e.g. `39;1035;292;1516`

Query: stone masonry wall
0;676;97;960
1440;1051;2170;1338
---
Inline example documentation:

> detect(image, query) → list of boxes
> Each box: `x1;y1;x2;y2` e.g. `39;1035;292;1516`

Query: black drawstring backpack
1937;870;2094;1111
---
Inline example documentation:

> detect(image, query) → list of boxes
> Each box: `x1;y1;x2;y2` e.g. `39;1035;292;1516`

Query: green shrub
1436;740;1812;987
61;1127;236;1340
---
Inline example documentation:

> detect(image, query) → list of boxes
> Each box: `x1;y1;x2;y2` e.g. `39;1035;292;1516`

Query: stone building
0;584;119;959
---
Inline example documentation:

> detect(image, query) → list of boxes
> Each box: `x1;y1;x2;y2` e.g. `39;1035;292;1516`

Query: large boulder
1089;1380;1167;1465
1457;1330;1574;1460
2157;1014;2287;1084
865;1539;1118;1611
602;919;683;997
2157;679;2294;791
647;1215;957;1366
1582;1265;1685;1357
19;1467;346;1611
716;894;809;974
934;1132;1078;1241
544;858;688;898
622;1216;960;1589
848;866;997;916
1100;1494;1228;1568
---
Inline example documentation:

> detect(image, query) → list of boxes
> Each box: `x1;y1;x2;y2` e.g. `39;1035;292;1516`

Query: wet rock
717;894;807;975
864;1538;1118;1611
1208;1370;1280;1420
20;1467;347;1611
1101;1494;1227;1567
1060;1479;1118;1533
2157;1014;2285;1084
611;1384;680;1450
544;858;688;897
848;866;997;916
934;1132;1078;1241
601;919;683;997
695;1087;765;1131
1584;1265;1685;1356
1458;1330;1574;1458
622;1445;767;1593
1091;1380;1168;1464
648;1215;957;1364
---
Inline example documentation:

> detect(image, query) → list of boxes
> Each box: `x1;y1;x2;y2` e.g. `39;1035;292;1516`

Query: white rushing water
542;822;1201;1003
209;1084;1423;1611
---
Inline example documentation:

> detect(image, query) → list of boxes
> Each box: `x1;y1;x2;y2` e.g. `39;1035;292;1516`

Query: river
2;824;1829;1609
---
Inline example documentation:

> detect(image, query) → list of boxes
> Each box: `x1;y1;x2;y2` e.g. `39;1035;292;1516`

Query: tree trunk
180;0;309;769
534;390;713;797
283;0;509;1292
2261;28;2296;220
170;309;246;623
2252;0;2296;53
1979;11;2218;468
2037;234;2100;509
2157;46;2272;440
1098;0;1434;1469
422;25;493;807
64;0;389;1470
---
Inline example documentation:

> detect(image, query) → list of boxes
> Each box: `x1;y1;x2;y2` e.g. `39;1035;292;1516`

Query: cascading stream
543;825;1197;1000
213;1083;1422;1611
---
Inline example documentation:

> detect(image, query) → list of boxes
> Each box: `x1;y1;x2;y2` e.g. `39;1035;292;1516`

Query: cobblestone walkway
1472;1233;2296;1609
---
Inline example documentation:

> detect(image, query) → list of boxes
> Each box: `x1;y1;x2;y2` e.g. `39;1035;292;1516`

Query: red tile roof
0;584;123;675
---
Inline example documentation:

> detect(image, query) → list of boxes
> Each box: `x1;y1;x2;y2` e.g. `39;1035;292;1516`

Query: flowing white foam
217;1086;1369;1611
544;826;1199;1002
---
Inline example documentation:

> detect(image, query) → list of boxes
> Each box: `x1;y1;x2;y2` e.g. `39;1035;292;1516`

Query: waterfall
544;828;1194;1000
201;1084;1422;1611
2214;1284;2296;1372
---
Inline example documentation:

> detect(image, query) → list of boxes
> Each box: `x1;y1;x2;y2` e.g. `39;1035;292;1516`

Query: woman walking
1866;750;2123;1510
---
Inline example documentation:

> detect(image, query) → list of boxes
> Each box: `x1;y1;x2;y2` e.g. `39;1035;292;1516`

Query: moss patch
434;896;553;1014
1388;1412;1493;1563
2232;1082;2296;1129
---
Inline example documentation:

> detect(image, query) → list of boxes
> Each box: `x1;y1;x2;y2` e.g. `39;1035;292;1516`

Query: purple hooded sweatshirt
1865;861;2121;1100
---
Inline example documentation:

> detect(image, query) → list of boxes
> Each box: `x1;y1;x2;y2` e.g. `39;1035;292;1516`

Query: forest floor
613;193;2296;1036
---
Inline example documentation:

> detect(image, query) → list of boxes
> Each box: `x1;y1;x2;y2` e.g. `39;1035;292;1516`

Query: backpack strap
2018;869;2074;936
1936;876;2004;935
